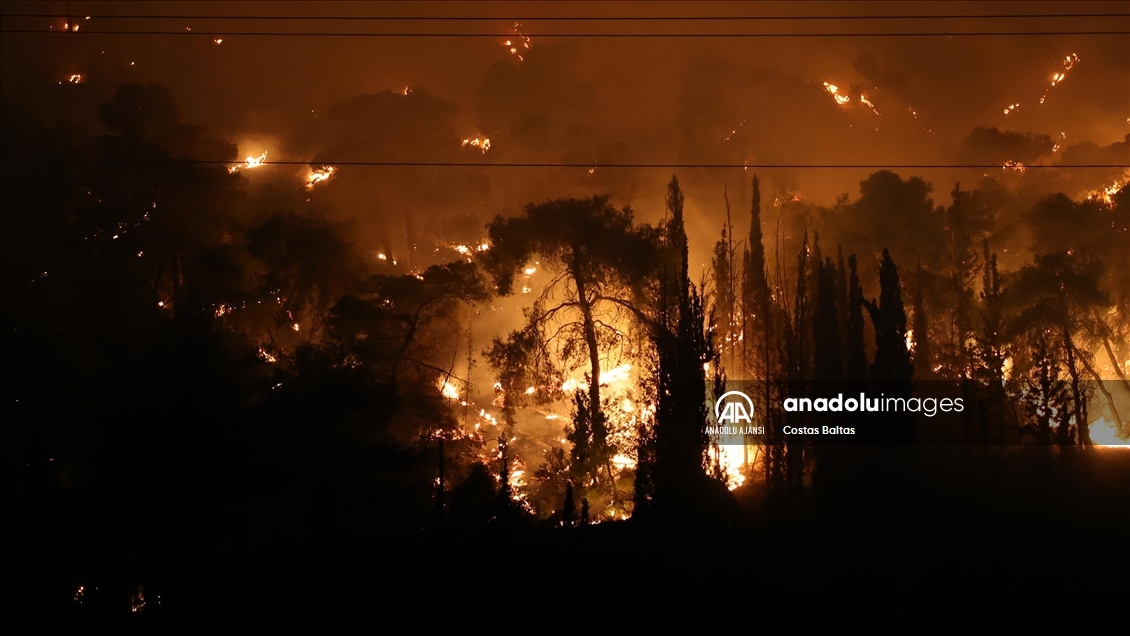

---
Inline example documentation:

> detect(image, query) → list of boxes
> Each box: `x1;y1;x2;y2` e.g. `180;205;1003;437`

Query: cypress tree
864;249;915;442
912;259;932;379
846;255;869;384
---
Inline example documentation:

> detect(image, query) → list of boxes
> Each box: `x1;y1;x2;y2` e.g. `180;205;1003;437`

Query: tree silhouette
1006;252;1109;448
864;249;916;442
648;176;721;516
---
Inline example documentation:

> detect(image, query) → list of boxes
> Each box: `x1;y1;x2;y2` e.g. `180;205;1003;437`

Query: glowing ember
1039;53;1079;104
859;94;880;116
823;82;850;105
213;38;223;45
1003;103;1020;116
228;151;267;174
305;165;336;189
66;74;84;84
258;347;277;364
130;587;146;613
505;22;532;61
462;137;491;153
1002;160;1026;173
1052;131;1066;153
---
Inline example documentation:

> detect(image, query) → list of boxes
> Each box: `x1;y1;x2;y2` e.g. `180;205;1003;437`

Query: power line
6;158;1125;169
3;29;1125;37
4;13;1128;21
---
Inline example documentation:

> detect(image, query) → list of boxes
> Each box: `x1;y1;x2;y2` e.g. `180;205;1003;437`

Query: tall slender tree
650;176;715;513
864;249;915;442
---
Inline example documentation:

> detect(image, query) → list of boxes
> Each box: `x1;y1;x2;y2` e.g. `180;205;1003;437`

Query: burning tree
482;196;659;514
1006;252;1109;448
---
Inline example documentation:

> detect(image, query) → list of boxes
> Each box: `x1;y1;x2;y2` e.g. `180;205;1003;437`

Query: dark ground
8;446;1128;627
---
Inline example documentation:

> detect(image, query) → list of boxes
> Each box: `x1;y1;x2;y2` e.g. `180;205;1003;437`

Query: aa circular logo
714;390;755;425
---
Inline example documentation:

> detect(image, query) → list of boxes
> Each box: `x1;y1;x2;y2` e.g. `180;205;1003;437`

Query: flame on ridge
228;151;267;174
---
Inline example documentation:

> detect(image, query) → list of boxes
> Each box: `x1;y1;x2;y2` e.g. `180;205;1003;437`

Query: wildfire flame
715;444;747;490
1090;417;1128;448
823;82;851;105
440;379;461;400
461;137;491;153
228;151;267;174
453;242;491;256
561;363;633;392
305;165;336;190
1086;174;1129;205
